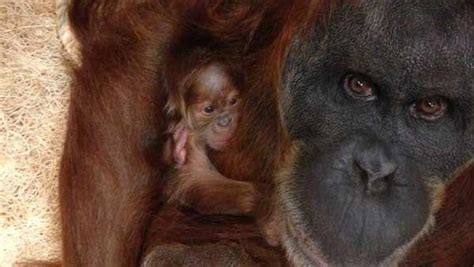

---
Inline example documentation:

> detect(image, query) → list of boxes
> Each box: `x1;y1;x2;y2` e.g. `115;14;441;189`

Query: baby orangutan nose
217;115;232;127
353;140;398;194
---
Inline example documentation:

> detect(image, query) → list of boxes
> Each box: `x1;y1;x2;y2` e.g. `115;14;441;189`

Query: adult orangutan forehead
307;0;474;101
360;0;474;68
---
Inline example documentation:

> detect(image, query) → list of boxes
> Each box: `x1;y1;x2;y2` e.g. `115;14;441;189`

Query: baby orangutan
162;63;258;216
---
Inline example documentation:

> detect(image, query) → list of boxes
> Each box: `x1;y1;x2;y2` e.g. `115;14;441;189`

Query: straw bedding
0;0;70;265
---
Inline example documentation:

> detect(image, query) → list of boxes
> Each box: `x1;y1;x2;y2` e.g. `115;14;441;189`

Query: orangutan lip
284;216;328;267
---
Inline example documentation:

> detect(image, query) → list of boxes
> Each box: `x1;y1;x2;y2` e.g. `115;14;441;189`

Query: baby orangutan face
186;65;240;151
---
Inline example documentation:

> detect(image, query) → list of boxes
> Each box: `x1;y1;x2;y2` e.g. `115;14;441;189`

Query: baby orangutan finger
173;126;188;166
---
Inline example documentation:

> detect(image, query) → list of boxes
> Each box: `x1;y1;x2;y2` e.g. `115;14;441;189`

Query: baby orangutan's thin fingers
173;126;188;166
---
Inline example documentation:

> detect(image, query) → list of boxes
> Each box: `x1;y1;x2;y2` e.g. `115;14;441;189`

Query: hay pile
0;0;68;265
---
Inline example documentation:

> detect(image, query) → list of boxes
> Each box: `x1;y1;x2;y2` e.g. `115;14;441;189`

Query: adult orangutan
60;0;474;266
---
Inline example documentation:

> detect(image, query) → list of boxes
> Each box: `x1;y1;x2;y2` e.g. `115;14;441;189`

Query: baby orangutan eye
229;98;238;105
410;96;448;122
203;106;214;114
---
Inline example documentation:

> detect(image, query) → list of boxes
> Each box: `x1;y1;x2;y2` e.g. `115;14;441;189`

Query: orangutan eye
410;97;448;121
343;74;377;101
229;98;238;105
203;106;214;114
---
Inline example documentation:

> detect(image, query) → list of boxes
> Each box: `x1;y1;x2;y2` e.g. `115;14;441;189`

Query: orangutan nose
353;139;398;194
217;116;232;127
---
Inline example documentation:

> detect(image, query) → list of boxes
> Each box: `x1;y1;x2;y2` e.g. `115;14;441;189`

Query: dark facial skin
280;1;474;265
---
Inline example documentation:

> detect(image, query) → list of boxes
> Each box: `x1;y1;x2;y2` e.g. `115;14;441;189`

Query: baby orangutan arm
164;141;258;215
165;169;259;216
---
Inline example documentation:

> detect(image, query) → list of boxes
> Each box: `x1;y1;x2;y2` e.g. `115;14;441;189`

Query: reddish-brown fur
61;0;474;266
402;164;474;266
